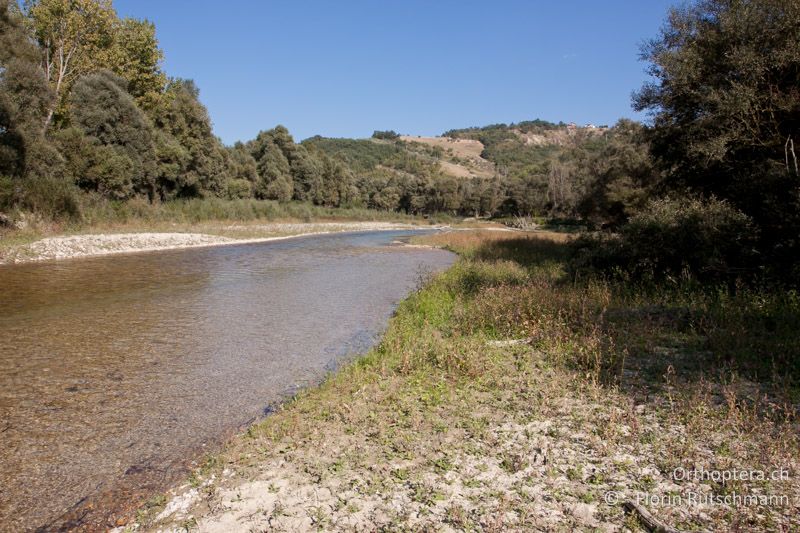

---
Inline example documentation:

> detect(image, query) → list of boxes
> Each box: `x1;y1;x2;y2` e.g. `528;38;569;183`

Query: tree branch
623;501;692;533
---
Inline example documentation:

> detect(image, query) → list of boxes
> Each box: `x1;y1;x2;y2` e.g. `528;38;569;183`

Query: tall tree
259;143;293;201
319;155;355;207
151;128;188;199
107;17;166;114
0;0;56;178
154;79;228;197
25;0;116;129
224;142;257;198
67;70;156;199
634;0;800;268
290;144;323;203
577;120;658;228
249;131;292;201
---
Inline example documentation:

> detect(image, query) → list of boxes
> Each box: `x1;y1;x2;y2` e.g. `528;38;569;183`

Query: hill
299;119;643;220
399;136;495;179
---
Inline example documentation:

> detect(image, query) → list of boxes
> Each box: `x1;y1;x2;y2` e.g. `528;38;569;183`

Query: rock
570;502;599;527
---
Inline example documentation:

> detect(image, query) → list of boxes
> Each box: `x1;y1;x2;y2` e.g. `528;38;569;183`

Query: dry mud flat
0;222;419;264
137;357;800;533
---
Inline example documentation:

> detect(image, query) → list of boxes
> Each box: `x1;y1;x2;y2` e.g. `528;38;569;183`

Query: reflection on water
0;230;454;531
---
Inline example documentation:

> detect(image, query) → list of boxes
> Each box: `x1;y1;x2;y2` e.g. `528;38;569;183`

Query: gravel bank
0;222;420;264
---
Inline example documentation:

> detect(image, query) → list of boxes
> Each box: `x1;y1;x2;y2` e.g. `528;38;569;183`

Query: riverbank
0;199;518;264
0;198;454;264
0;228;459;532
0;221;427;264
126;229;799;532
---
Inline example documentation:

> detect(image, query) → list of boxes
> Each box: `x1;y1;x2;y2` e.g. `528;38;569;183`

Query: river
0;230;455;531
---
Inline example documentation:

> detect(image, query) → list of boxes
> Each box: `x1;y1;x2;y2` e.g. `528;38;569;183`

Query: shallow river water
0;230;454;531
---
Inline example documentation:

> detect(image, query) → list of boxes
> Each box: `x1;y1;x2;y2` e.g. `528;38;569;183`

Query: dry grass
415;228;571;249
399;136;495;179
399;136;486;160
437;160;477;178
136;230;800;532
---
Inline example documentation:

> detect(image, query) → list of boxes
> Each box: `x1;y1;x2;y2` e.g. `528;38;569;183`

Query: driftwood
623;501;686;533
786;136;798;176
487;337;533;347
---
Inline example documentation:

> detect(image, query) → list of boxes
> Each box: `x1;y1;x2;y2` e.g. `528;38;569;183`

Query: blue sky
114;0;675;144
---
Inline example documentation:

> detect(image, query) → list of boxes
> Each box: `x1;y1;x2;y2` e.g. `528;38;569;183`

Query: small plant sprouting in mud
500;453;529;474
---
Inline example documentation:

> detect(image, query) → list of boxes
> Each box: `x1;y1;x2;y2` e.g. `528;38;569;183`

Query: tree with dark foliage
634;0;800;278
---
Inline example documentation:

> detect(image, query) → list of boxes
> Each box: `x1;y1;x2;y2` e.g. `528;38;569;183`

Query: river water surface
0;230;454;531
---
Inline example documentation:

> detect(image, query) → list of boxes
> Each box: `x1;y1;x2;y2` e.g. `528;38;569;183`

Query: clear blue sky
114;0;675;145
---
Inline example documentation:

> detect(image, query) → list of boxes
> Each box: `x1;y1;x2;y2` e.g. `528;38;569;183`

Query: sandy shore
0;222;422;264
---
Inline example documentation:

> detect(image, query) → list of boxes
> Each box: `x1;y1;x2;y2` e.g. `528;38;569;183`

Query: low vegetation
3;0;799;529
0;198;444;261
570;196;762;283
142;230;799;531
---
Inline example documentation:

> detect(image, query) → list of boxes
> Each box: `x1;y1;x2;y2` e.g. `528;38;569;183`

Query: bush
226;178;253;200
570;197;760;282
447;259;528;295
70;71;156;199
371;130;400;140
0;175;16;211
17;175;83;221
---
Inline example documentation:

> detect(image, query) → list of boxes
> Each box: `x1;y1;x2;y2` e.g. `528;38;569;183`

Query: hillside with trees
0;0;364;217
3;1;800;531
2;0;798;283
0;0;658;224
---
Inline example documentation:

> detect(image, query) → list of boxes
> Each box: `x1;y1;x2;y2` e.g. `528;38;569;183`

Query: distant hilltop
443;119;610;148
390;119;613;180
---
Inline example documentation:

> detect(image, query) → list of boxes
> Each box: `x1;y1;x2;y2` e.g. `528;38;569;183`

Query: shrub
570;197;760;282
447;259;528;295
371;130;400;140
226;178;253;200
0;175;16;212
19;175;83;221
85;144;136;200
